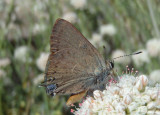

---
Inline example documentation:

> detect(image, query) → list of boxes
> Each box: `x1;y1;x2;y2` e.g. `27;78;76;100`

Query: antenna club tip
135;51;142;54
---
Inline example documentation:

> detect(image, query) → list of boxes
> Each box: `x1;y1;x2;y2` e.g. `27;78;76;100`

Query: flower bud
135;80;143;91
115;103;125;113
147;110;155;114
127;102;139;112
147;101;156;109
136;106;147;114
123;95;132;105
93;90;103;100
155;110;160;114
139;75;148;87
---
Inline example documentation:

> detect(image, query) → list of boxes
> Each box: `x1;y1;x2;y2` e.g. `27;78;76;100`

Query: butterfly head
109;60;114;70
105;60;114;71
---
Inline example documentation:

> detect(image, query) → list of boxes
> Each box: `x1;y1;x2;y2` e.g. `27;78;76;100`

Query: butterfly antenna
113;51;142;60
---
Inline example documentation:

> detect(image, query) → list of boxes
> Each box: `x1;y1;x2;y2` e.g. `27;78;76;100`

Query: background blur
0;0;160;115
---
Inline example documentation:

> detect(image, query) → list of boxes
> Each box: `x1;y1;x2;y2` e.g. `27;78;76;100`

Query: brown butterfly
42;18;116;106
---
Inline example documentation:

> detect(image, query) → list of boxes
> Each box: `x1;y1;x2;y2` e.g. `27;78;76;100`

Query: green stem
147;0;160;38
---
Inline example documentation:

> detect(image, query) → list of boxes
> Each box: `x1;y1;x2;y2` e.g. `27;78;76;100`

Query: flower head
62;12;77;23
36;52;49;71
70;0;87;10
0;58;10;67
100;24;117;36
89;33;104;47
149;70;160;84
14;46;31;63
33;74;44;85
32;23;47;34
132;49;150;67
146;38;160;57
74;75;160;115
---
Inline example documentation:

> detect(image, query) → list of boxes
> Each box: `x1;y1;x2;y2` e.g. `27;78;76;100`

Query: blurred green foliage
0;0;160;115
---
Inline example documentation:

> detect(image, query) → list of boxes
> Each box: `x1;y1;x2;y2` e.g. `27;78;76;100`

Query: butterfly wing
44;19;107;96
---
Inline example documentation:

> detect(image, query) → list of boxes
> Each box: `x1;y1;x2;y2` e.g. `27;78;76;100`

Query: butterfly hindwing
45;19;107;95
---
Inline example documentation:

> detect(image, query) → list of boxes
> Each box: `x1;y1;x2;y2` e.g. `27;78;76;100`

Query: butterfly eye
109;61;114;69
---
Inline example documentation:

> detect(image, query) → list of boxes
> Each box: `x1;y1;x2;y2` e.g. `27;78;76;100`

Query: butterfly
42;18;116;106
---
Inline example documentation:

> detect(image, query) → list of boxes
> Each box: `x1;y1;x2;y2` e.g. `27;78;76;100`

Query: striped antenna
113;51;142;60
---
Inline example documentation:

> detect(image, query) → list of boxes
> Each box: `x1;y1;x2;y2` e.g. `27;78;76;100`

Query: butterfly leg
110;69;119;82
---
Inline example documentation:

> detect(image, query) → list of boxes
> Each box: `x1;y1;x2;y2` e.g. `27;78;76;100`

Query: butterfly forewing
45;19;107;95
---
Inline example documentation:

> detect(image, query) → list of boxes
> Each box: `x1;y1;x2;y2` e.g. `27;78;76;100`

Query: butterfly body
43;18;114;105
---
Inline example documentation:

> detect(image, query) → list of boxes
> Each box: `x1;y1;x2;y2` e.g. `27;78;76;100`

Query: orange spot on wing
66;90;87;106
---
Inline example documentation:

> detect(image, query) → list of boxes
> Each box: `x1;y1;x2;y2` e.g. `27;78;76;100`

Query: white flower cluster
89;33;104;48
1;0;49;40
131;38;160;67
33;74;44;85
0;58;10;67
89;24;116;48
36;52;49;71
149;70;160;85
14;46;32;63
100;24;117;36
132;49;150;67
74;75;160;115
62;12;77;23
146;38;160;57
70;0;87;9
